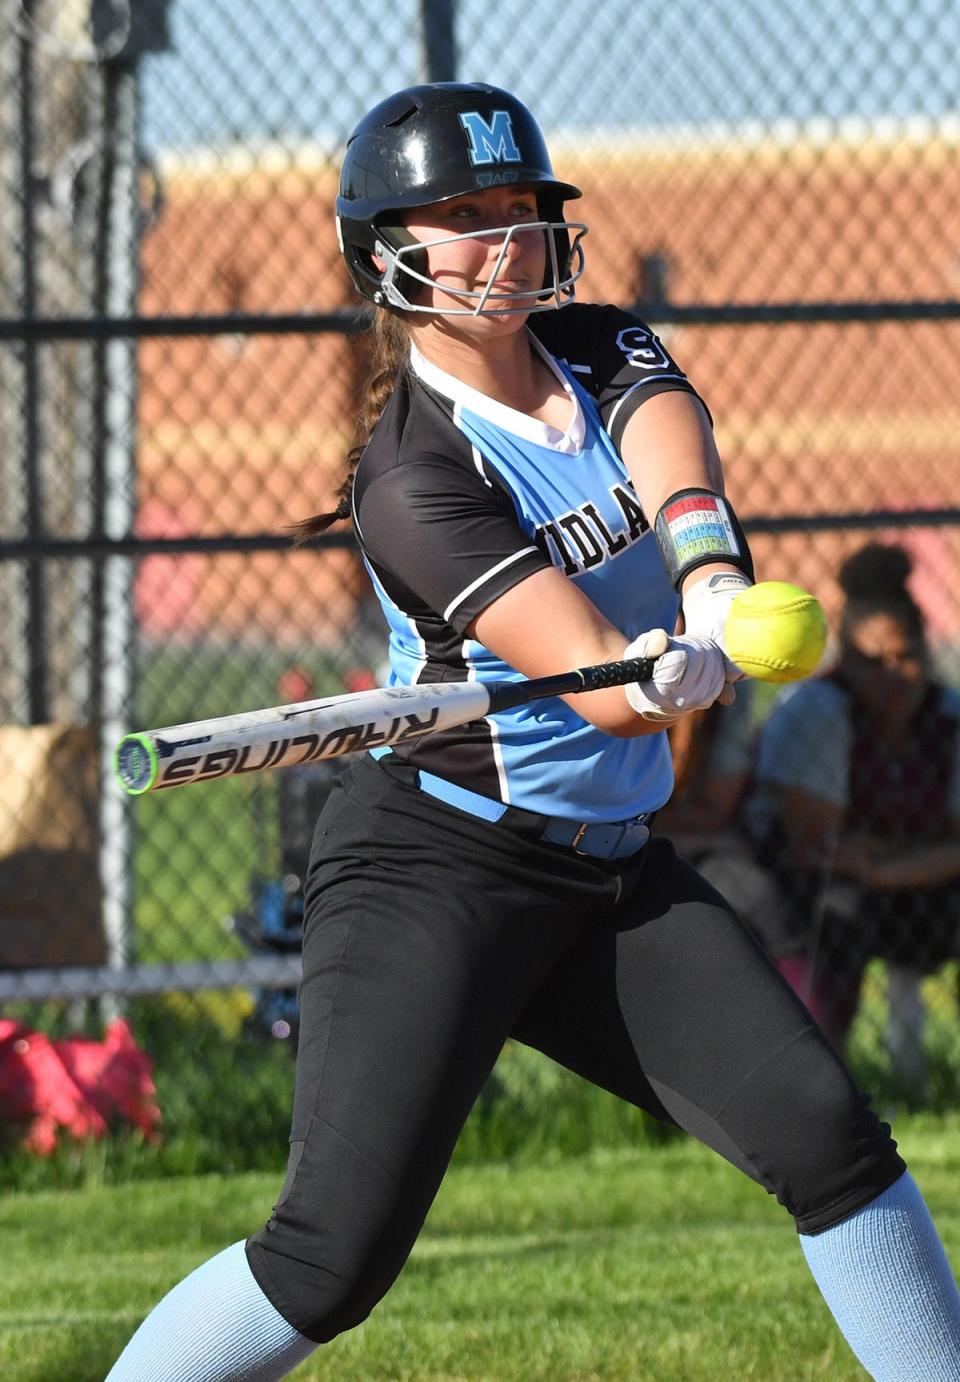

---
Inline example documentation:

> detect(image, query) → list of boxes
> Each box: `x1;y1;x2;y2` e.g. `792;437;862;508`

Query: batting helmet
335;82;586;314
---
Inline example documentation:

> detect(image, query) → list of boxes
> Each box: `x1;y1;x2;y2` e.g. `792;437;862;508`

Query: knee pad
738;1029;906;1235
246;1232;396;1343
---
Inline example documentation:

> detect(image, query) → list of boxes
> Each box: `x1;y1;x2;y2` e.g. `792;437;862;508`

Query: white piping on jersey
606;374;694;439
464;431;493;488
443;547;539;624
525;332;586;451
491;721;510;803
461;638;512;805
350;484;365;545
409;338;585;455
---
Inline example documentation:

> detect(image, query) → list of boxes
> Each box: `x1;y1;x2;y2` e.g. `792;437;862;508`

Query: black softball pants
246;753;905;1343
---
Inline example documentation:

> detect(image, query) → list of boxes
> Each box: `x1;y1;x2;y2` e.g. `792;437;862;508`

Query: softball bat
114;635;667;795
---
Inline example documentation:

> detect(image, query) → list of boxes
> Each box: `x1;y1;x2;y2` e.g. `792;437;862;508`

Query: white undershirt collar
409;330;585;455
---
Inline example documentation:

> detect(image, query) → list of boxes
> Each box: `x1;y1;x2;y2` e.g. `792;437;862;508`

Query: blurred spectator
745;543;960;1098
656;681;786;947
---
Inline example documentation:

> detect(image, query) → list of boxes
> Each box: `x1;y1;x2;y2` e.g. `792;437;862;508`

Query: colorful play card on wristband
661;492;740;564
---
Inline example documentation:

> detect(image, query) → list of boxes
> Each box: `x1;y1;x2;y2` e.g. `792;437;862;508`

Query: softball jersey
352;303;700;821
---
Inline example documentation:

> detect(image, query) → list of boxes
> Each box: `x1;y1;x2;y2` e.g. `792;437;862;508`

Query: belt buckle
571;820;628;858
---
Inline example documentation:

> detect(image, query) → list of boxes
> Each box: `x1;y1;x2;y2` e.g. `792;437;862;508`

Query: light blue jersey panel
363;555;428;680
395;377;678;821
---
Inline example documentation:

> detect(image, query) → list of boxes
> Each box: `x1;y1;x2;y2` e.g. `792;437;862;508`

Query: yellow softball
724;581;828;683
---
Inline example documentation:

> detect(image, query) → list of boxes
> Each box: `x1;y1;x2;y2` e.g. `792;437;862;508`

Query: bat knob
115;734;159;794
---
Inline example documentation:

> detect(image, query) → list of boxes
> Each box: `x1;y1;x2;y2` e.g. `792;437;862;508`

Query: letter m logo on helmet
458;110;522;166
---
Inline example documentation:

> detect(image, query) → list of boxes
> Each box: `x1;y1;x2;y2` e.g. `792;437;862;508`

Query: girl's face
402;185;548;322
840;611;928;722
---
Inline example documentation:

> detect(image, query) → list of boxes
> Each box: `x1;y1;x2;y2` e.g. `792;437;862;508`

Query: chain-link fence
2;0;960;1169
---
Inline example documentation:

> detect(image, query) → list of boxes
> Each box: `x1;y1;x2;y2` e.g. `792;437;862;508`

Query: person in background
747;541;960;1098
654;682;788;951
106;87;960;1381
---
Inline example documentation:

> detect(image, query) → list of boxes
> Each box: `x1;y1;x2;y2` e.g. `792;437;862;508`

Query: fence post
418;0;457;82
90;58;141;985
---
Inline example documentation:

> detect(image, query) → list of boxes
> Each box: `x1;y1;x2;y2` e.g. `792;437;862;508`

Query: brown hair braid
290;309;413;542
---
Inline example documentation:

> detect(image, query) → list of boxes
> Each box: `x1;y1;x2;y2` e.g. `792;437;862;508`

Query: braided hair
291;309;413;541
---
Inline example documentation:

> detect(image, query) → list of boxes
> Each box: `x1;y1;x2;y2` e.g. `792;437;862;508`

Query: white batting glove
681;572;753;680
624;629;736;722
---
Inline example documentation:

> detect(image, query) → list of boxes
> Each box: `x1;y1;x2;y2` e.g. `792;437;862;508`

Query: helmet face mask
368;218;588;316
336;82;587;316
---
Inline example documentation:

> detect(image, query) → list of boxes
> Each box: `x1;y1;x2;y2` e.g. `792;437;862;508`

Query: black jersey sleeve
531;302;709;452
355;454;551;635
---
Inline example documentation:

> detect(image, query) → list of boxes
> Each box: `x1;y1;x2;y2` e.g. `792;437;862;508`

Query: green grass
0;1027;673;1189
4;974;960;1191
3;1117;959;1381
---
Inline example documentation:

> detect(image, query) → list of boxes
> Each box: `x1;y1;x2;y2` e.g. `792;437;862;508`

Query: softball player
108;83;960;1381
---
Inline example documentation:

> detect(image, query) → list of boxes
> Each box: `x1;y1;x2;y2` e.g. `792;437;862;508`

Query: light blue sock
801;1172;960;1380
106;1240;317;1381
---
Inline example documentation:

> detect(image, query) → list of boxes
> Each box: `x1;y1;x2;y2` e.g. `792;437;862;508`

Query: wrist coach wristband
654;488;754;589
